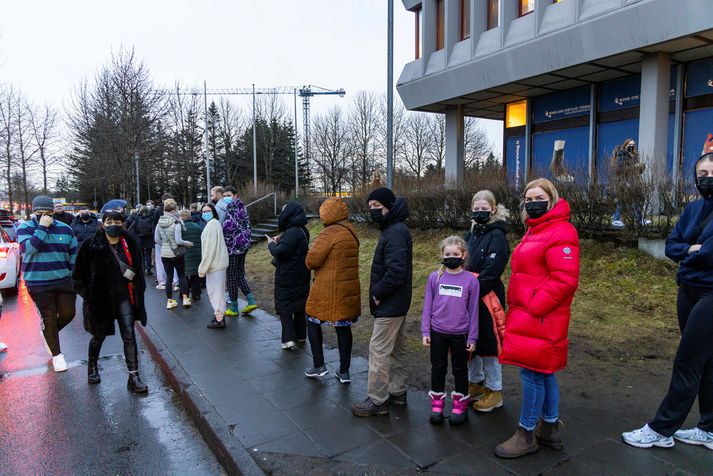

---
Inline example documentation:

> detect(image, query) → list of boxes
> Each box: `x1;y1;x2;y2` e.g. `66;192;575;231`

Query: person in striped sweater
17;195;78;372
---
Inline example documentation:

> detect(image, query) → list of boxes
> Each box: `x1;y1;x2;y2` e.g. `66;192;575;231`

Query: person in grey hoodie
211;186;228;224
154;199;194;309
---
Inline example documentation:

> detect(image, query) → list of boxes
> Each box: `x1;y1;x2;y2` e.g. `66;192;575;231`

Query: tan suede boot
494;427;539;459
535;419;564;450
468;381;486;400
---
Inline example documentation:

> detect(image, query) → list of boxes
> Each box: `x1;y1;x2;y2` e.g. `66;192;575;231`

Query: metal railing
245;192;277;217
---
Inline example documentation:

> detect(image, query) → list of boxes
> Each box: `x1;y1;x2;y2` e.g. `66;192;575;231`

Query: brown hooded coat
305;197;361;322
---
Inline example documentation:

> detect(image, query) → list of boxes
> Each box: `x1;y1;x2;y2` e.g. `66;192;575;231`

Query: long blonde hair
437;235;468;281
521;178;560;224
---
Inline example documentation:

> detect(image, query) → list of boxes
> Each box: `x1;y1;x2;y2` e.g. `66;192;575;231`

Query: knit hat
367;187;396;210
32;195;55;212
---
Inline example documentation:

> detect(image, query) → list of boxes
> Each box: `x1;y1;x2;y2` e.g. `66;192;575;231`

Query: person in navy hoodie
623;152;713;451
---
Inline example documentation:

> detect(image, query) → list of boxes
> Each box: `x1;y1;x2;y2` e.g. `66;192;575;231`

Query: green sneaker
240;304;258;315
224;303;240;317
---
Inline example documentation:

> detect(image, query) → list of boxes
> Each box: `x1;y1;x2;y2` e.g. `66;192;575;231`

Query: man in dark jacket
52;202;74;226
71;207;100;247
352;187;413;417
134;207;156;276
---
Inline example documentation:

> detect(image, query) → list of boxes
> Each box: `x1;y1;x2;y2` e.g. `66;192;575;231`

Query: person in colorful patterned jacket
17;195;78;373
222;186;257;316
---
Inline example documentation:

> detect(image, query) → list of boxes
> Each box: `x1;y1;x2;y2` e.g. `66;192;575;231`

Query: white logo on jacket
439;284;463;298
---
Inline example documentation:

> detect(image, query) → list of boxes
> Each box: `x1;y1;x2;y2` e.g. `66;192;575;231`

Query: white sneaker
674;427;713;450
281;341;295;350
622;424;674;448
156;282;166;290
0;341;7;352
173;284;180;292
52;353;68;372
166;299;178;310
612;219;625;228
182;296;191;308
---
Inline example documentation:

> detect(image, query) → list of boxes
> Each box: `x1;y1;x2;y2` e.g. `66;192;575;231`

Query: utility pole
387;0;395;189
204;80;211;198
294;88;299;198
134;153;140;205
252;83;258;196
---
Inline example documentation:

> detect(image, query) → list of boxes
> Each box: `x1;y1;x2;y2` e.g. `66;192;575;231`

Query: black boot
88;360;101;384
127;371;148;393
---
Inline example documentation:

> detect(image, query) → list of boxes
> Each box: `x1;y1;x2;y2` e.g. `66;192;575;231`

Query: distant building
396;0;713;186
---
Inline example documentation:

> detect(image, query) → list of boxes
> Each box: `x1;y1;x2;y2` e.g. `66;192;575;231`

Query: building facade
396;0;713;187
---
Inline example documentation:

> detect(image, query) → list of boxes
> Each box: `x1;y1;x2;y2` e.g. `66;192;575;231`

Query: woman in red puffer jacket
494;178;580;460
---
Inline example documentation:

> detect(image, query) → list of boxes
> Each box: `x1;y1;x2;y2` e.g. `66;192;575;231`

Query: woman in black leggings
73;210;149;393
623;152;713;451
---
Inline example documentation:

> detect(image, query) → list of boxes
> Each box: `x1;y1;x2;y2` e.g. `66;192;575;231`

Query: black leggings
141;247;153;273
307;321;352;373
187;275;202;299
161;256;188;299
88;300;138;371
430;330;469;395
28;279;77;356
650;284;713;436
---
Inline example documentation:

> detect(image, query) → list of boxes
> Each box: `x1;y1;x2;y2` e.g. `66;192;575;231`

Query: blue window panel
599;75;641;112
532;87;591;123
532;126;590;181
505;135;526;188
667;112;675;178
682;108;713;179
597;118;639;183
685;58;713;98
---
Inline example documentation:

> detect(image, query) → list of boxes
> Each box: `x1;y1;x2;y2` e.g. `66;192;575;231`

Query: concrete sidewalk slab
138;286;706;475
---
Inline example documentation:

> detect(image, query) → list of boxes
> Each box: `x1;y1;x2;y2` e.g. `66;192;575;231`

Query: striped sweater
17;218;78;288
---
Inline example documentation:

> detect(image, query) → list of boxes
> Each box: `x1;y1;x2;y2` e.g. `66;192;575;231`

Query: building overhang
397;0;713;120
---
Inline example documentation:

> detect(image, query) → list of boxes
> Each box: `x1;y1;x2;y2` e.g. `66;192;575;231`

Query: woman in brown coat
304;197;361;384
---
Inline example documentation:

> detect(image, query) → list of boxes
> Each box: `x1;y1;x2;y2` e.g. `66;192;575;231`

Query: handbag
160;223;188;257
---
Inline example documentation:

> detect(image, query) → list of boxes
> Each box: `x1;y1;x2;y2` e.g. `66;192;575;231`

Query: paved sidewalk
140;287;711;475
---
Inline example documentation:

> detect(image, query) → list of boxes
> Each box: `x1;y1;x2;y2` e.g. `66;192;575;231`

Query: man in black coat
352;187;413;417
70;207;100;247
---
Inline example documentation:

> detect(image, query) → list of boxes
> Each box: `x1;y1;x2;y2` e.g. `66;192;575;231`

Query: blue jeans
519;368;559;431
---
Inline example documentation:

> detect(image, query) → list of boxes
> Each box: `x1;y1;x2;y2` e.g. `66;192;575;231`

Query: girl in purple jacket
422;235;479;426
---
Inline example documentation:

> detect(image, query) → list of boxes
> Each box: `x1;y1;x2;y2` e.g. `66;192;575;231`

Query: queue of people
13;154;713;458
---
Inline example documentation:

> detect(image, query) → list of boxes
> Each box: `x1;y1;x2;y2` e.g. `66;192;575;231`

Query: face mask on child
442;257;464;270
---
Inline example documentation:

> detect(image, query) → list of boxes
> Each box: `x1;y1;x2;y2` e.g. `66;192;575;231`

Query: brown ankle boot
494;427;539;459
535;419;564;450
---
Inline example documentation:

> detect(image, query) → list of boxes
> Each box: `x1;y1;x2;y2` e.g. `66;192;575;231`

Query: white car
0;227;21;294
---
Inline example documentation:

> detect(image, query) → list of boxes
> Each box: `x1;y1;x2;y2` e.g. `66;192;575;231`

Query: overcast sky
0;0;502;157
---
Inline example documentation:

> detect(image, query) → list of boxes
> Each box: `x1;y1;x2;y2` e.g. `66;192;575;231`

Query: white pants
155;244;178;285
206;270;227;318
468;355;503;391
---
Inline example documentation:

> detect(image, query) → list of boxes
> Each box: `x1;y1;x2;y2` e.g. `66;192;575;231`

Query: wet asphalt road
0;284;225;476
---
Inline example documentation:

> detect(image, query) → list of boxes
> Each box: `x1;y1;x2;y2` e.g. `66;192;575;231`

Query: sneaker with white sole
674;427;713;450
281;341;295;350
182;296;191;308
156;282;166;290
622;424;674;448
304;365;328;378
52;353;68;372
166;299;178;310
0;341;7;352
173;284;180;292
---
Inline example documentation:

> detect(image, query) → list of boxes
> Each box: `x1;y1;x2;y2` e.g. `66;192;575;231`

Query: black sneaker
304;365;328;378
207;318;226;329
351;397;389;417
388;392;408;406
335;371;351;384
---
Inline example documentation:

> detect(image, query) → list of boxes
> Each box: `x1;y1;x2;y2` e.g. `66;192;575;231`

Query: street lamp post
387;0;395;189
134;153;140;205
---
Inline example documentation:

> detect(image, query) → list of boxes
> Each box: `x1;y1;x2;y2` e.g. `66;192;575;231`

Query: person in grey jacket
154;199;193;309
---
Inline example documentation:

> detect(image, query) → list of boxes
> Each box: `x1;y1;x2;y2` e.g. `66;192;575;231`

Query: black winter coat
72;230;148;337
133;212;156;249
269;201;310;316
71;215;100;246
465;221;510;356
369;198;413;318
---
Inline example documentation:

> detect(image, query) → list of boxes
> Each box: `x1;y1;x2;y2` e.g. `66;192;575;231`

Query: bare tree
464;117;493;169
0;86;15;212
311;106;351;195
14;94;39;217
217;98;243;186
29;103;58;194
401;111;433;179
429;114;446;171
348;91;381;189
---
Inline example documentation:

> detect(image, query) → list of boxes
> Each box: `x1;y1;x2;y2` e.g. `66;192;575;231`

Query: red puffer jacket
500;199;580;374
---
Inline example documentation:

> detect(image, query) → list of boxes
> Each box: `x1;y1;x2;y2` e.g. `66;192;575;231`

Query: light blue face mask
223;197;233;204
201;212;213;222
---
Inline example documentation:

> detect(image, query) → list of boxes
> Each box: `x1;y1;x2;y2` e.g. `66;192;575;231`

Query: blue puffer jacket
71;214;100;246
665;197;713;288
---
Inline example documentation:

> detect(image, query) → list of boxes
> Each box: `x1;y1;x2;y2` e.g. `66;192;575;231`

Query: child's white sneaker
52;353;68;372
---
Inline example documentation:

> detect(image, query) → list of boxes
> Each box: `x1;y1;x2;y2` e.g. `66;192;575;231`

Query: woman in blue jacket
623;152;713;451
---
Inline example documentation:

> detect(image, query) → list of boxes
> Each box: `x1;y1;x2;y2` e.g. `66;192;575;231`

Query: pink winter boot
450;391;470;425
429;391;446;425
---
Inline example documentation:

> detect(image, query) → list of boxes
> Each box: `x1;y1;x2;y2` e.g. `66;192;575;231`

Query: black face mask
472;211;491;225
81;215;90;222
442;257;464;270
697;176;713;198
525;201;549;220
105;225;123;238
370;208;385;223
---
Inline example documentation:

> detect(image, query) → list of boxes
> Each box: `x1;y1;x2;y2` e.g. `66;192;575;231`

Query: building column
445;106;465;188
638;53;671;177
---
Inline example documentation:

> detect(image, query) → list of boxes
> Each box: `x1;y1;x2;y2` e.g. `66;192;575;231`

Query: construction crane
157;84;346;196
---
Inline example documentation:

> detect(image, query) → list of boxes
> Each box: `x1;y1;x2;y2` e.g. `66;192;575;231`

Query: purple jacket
223;199;251;255
421;269;479;345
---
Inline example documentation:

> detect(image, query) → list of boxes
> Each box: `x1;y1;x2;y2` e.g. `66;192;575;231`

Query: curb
137;324;264;476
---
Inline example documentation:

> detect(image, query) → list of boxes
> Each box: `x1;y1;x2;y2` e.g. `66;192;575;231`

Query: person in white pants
198;204;229;329
155;242;179;289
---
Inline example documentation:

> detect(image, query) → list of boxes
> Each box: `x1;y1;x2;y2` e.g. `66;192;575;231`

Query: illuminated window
519;0;534;16
436;0;445;50
506;100;527;128
414;6;422;59
460;0;471;40
487;0;499;30
553;0;562;2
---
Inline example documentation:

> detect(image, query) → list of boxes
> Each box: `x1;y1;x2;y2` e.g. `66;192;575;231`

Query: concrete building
396;0;713;188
